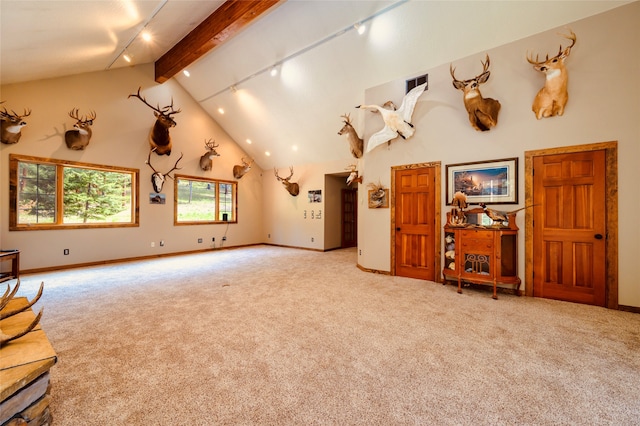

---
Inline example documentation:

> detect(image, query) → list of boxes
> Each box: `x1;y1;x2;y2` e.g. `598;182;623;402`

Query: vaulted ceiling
0;0;630;170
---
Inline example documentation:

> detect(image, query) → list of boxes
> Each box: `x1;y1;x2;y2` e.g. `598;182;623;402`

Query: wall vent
406;74;428;93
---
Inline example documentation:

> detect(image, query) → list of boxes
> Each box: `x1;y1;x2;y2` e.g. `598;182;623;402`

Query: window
174;175;237;225
9;154;139;230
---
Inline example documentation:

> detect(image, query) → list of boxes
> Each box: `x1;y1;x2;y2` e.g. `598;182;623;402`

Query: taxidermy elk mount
338;113;363;159
65;108;96;150
1;280;44;346
274;166;300;196
527;29;577;119
146;149;183;193
450;54;501;131
199;139;220;171
233;157;254;179
356;81;427;153
0;103;31;144
128;87;181;156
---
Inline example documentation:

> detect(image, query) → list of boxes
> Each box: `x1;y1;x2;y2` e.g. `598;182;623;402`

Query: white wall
0;64;264;270
356;3;639;307
262;159;350;250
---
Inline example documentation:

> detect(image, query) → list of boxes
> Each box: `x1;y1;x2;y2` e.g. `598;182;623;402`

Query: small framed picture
308;190;322;203
150;193;166;204
368;189;389;208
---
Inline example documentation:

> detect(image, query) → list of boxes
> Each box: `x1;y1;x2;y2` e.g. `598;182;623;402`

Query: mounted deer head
1;280;44;346
345;164;362;186
65;108;96;150
338;113;363;159
128;87;181;156
199;139;220;171
450;54;501;131
1;104;31;144
146;149;183;193
527;30;577;119
233;157;254;179
274;166;300;196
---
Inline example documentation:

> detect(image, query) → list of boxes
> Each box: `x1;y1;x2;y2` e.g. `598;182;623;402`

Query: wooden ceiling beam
155;0;283;83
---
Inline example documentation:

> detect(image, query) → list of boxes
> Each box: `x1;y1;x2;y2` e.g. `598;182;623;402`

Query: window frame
9;154;140;231
174;174;238;226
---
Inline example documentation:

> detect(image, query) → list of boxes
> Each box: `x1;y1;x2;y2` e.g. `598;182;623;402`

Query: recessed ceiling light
292;145;298;151
141;31;152;42
123;54;132;63
354;23;366;35
183;70;190;77
265;151;271;156
218;108;225;114
246;139;252;144
270;66;278;77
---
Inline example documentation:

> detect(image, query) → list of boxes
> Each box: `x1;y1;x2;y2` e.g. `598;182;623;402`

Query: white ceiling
0;0;631;170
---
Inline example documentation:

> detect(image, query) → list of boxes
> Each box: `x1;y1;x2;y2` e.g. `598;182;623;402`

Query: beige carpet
15;245;640;425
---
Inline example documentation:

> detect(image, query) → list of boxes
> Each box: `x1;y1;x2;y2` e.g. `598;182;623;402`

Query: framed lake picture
446;158;518;205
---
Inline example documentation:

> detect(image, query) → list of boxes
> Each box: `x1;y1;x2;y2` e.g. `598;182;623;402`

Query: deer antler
146;148;160;174
129;87;163;114
527;30;577;65
274;166;294;182
129;87;180;117
1;106;31;120
165;153;184;179
0;280;45;346
204;139;219;150
340;113;353;125
68;108;97;123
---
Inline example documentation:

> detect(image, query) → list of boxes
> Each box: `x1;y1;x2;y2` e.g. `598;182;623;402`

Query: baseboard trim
618;305;640;314
356;263;390;275
21;244;259;275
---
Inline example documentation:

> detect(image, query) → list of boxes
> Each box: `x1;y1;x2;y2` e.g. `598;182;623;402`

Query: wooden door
341;189;357;248
394;167;436;280
532;150;606;306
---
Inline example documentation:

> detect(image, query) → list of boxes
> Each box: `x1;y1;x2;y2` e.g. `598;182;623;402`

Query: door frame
390;162;442;280
524;141;618;308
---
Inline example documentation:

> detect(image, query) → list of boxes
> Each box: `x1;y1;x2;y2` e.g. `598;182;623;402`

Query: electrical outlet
160;240;165;246
212;237;215;242
63;249;69;255
359;250;362;255
151;242;155;247
311;237;314;242
268;234;271;238
198;238;203;243
222;236;227;241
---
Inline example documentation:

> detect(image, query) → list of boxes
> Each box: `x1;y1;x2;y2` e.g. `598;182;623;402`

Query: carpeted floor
14;245;640;425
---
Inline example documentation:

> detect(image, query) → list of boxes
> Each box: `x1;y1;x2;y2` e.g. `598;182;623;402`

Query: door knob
396;227;401;231
594;234;603;240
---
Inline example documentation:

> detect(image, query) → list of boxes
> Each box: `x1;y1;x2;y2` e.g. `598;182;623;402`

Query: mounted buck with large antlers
450;54;501;131
527;30;577;119
233;157;254;180
338;113;363;159
274;166;300;196
65;108;96;150
146;149;183;193
199;139;220;171
128;87;181;155
1;104;31;144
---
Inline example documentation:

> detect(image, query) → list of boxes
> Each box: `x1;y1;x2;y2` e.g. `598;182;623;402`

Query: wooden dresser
443;209;521;299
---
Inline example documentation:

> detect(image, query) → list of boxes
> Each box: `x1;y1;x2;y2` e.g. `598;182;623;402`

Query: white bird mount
356;82;427;153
